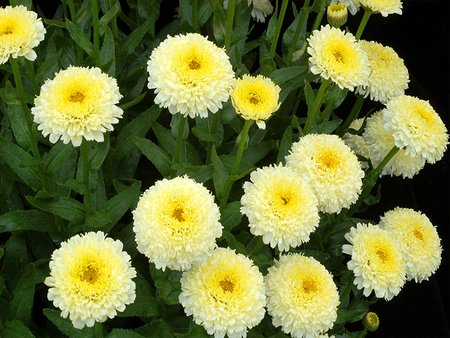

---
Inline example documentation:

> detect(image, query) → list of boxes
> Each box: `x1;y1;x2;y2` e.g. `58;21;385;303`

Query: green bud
363;311;380;332
327;2;348;28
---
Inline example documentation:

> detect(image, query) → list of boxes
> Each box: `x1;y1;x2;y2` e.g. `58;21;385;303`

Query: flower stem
338;94;364;136
91;0;101;66
67;0;77;22
355;9;372;40
303;79;330;134
81;141;93;215
224;0;236;51
192;0;199;32
311;0;327;31
269;0;290;60
171;115;187;177
108;0;119;40
287;0;310;65
221;119;253;208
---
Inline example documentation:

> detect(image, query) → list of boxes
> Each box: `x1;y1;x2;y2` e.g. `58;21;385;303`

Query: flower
179;247;266;338
343;118;370;169
132;176;222;271
31;66;123;147
383;95;449;164
248;0;274;23
286;134;364;214
45;232;136;329
379;208;442;282
363;110;425;178
0;5;46;64
327;2;348;28
307;25;369;90
265;254;340;338
356;40;409;103
147;33;234;118
230;74;281;129
241;164;319;251
331;0;360;15
342;223;406;300
358;0;402;16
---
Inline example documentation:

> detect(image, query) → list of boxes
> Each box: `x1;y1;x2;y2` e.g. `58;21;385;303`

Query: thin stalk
108;0;119;39
224;0;236;51
355;9;372;40
67;0;77;22
91;0;100;66
269;0;290;59
311;0;327;31
171;115;187;177
338;94;364;136
221;119;253;208
303;79;330;134
80;141;93;215
192;0;199;32
287;0;310;65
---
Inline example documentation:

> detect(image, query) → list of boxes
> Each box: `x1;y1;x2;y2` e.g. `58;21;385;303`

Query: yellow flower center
317;149;341;171
268;183;301;219
176;45;214;87
172;207;186;222
219;278;235;293
69;91;86;103
81;265;99;284
301;277;318;294
71;254;111;299
248;92;261;105
188;58;201;70
333;50;345;63
413;227;424;241
375;249;388;262
0;25;13;36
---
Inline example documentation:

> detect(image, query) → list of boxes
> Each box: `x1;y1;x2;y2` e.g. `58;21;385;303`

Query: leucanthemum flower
132;176;222;271
363;110;426;178
343;118;370;169
241;164;319;252
265;254;340;338
147;33;234;118
230;74;280;129
31;66;123;147
45;232;136;329
179;247;266;338
286;134;364;214
0;5;46;64
379;208;442;282
384;95;448;164
307;25;369;91
356;40;409;103
342;223;406;300
224;0;274;23
358;0;402;17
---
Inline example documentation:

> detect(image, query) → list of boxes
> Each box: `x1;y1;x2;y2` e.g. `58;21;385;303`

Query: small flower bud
327;2;348;28
363;311;380;332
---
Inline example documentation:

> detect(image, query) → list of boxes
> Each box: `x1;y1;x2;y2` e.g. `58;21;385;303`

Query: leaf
211;148;228;202
136;320;173;338
65;20;94;56
100;26;116;75
105;179;141;225
123;17;155;55
222;231;247;255
134;137;172;177
0;210;57;233
118;273;159;318
1;320;35;338
98;3;120;35
276;126;293;164
44;308;95;338
149;264;182;306
26;195;85;224
106;329;145;338
9;261;48;325
304;82;315;109
220;201;243;232
270;66;307;86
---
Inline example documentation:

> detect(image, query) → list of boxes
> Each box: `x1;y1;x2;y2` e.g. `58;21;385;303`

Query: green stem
192;0;199;32
67;0;77;22
221;119;253;208
355;9;372;40
171;115;187;177
108;0;119;40
81;141;93;215
206;111;220;164
303;79;329;134
91;0;100;66
338;95;364;136
269;0;290;59
287;0;310;65
311;0;327;31
224;0;236;51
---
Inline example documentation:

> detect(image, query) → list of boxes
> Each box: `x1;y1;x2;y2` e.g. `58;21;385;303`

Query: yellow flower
45;232;136;329
380;208;442;282
358;0;402;16
307;25;369;90
327;2;348;28
384;95;448;164
265;254;340;338
286;134;364;214
241;164;319;251
343;223;406;300
363;110;426;178
230;74;280;129
0;5;46;64
31;66;123;147
147;33;234;118
179;247;266;338
132;176;222;271
356;40;409;103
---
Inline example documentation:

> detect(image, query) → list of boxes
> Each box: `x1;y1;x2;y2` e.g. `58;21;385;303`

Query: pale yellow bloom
358;0;402;16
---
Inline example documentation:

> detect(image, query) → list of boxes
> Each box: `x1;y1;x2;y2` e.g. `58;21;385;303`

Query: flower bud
363;311;380;332
327;2;348;28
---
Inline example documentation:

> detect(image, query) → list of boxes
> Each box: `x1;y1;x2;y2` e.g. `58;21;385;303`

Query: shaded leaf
0;210;57;233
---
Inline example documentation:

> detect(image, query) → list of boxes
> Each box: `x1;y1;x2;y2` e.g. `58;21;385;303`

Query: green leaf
65;20;94;56
118;273;159;318
222;231;247;255
1;320;35;338
106;329;145;338
9;261;48;325
178;164;213;183
276;126;293;164
98;3;119;35
304;82;315;109
100;26;116;75
221;201;243;232
134;137;172;177
26;195;85;224
270;66;307;86
0;210;57;233
150;264;182;306
136;320;173;338
85;210;112;229
44;308;95;338
123;17;155;55
105;179;141;225
211;148;228;202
